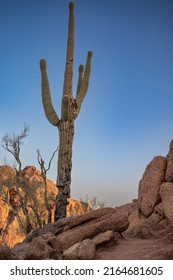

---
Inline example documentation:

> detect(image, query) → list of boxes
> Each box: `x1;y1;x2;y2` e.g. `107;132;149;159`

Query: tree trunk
55;118;74;219
21;180;33;233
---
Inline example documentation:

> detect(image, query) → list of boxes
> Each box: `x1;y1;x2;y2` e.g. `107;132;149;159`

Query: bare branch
81;194;106;210
37;147;58;177
47;147;58;172
18;123;30;142
37;148;58;224
1;134;16;158
1;123;30;172
37;149;45;177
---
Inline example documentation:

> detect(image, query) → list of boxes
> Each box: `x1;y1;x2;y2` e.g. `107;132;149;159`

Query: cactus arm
62;2;74;98
40;59;60;126
76;65;84;98
76;51;92;108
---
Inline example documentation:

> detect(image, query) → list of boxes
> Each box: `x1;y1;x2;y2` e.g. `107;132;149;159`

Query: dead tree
1;123;30;173
37;148;58;223
1;124;32;233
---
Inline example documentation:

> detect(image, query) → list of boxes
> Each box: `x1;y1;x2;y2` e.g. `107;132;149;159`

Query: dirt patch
96;237;173;260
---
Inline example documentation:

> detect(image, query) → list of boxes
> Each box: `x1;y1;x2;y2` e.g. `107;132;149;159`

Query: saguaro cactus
40;2;92;219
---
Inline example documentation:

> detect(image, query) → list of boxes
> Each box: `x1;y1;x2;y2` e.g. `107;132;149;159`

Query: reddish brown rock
24;208;117;245
2;217;26;249
0;165;92;248
123;207;173;240
154;202;165;217
122;211;149;239
64;207;117;231
92;230;114;246
0;244;13;260
115;201;138;217
11;243;30;260
138;156;167;217
55;211;129;252
67;200;92;216
62;239;96;260
2;140;173;260
160;182;173;224
78;239;96;259
12;234;62;260
23;234;61;260
165;140;173;182
62;242;80;260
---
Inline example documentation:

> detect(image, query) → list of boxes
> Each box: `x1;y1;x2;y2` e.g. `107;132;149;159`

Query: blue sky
0;0;173;206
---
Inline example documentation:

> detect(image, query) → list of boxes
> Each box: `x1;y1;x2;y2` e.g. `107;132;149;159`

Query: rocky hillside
0;166;91;248
1;140;173;259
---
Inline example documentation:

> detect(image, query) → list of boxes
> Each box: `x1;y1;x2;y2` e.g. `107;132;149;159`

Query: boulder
115;201;138;217
21;166;37;177
24;218;69;243
11;243;30;260
92;230;114;246
23;234;62;260
64;207;117;231
160;182;173;224
0;244;13;260
11;234;63;260
62;239;96;260
122;211;151;239
24;208;116;243
138;156;167;217
0;165;92;248
122;208;169;239
0;165;16;186
62;242;81;260
55;211;129;252
165;140;173;182
154;202;165;217
78;239;96;260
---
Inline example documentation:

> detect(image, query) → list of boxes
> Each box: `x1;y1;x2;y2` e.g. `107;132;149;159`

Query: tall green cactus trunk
40;2;92;219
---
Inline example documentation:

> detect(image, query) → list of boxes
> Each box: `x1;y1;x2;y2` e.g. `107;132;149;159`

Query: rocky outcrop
9;194;173;260
123;207;173;239
138;156;167;217
1;140;173;260
137;140;173;221
165;140;173;182
122;140;173;242
9;207;128;259
23;234;62;260
25;207;128;246
92;230;115;247
160;182;173;223
123;141;173;240
0;165;91;248
54;211;129;252
62;239;96;260
0;244;14;260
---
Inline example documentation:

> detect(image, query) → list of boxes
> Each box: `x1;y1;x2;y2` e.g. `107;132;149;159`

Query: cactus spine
40;2;92;219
